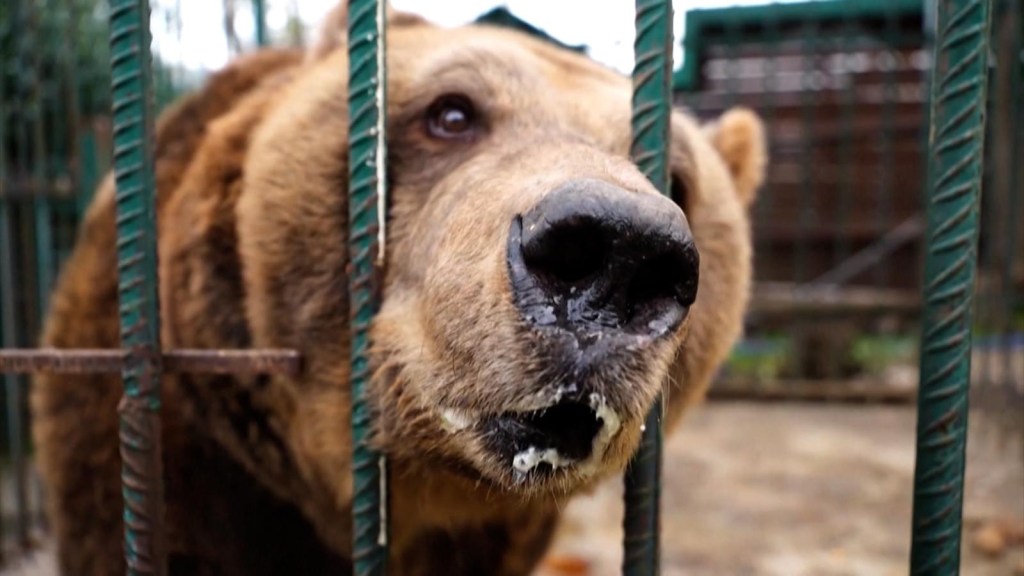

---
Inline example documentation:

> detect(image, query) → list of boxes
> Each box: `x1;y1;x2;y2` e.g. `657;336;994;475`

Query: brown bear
30;2;766;575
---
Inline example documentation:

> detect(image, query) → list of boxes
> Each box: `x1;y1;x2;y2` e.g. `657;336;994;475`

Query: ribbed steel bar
876;8;899;287
909;0;993;574
795;19;815;285
997;0;1021;401
27;1;54;324
252;0;268;47
0;349;301;375
5;0;32;550
107;0;166;573
835;11;856;269
624;1;673;574
0;19;23;553
347;0;389;574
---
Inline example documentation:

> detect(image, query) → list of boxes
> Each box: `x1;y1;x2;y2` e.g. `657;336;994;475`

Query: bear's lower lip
462;393;622;481
492;401;602;468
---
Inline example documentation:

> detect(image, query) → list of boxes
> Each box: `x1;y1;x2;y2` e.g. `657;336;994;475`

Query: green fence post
253;0;268;47
27;1;53;329
108;0;167;573
910;0;994;574
6;0;34;550
0;24;24;553
623;1;673;574
347;0;389;574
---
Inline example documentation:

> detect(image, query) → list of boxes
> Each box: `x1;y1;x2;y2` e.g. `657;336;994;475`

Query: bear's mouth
441;393;622;481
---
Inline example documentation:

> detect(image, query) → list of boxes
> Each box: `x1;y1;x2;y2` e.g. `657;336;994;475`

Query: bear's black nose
507;178;699;340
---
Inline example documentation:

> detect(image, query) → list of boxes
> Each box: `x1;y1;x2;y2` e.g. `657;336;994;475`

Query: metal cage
0;0;1009;574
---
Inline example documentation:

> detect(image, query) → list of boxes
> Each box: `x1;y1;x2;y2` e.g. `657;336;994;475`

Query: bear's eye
426;94;477;140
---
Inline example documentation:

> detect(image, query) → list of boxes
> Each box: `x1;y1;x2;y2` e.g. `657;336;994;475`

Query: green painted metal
347;0;389;574
835;11;856;271
26;2;54;328
674;0;926;91
910;0;993;573
5;0;33;550
623;1;673;574
253;0;268;47
1;14;28;551
107;0;167;573
795;19;815;284
994;0;1021;402
875;8;900;287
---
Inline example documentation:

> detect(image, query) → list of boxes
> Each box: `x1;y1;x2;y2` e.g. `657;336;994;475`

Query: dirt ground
3;401;1022;575
537;401;1024;576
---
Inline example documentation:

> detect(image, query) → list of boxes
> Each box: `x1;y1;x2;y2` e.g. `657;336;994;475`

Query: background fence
676;0;1022;406
0;0;1022;572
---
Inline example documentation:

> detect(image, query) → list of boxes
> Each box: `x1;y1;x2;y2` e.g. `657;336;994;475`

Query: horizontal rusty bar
0;177;76;200
163;350;301;375
0;349;301;375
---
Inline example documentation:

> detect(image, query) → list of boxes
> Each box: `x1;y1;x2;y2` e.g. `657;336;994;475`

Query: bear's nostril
509;178;699;339
627;245;699;313
520;215;610;285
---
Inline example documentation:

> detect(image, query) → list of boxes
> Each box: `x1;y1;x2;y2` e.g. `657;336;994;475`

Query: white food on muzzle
438;389;625;479
512;447;573;473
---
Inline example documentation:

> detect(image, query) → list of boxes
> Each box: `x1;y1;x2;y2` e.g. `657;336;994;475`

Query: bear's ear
306;1;430;63
702;107;767;207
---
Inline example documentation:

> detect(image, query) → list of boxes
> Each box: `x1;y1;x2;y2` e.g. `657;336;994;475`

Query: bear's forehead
386;24;634;141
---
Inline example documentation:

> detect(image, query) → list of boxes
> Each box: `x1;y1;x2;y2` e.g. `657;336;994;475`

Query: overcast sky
152;0;809;75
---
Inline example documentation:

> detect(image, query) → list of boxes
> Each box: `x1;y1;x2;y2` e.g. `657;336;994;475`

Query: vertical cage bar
73;0;99;220
253;0;268;47
795;19;816;285
876;7;899;287
910;0;993;574
28;1;54;324
347;0;389;574
997;0;1021;400
623;1;672;574
0;11;9;556
756;13;781;280
54;0;81;272
834;12;856;270
7;0;33;550
0;17;25;552
107;0;167;574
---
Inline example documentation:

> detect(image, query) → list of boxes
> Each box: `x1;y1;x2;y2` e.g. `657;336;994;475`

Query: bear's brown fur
30;3;766;574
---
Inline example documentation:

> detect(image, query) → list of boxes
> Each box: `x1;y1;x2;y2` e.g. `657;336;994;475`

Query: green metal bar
53;1;79;270
8;0;33;549
74;0;102;219
623;1;672;574
347;0;389;574
910;0;994;574
876;7;899;287
795;19;816;284
28;1;54;328
253;0;268;47
997;0;1021;394
108;0;167;573
755;12;781;280
835;12;856;269
0;13;9;556
1;14;28;551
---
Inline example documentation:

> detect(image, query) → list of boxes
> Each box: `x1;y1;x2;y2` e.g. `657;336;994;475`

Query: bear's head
167;1;765;517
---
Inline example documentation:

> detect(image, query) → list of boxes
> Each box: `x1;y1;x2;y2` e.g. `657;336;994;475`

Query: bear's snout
507;178;699;343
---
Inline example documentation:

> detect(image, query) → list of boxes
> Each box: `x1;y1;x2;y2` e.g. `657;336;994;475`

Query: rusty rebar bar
0;349;302;375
